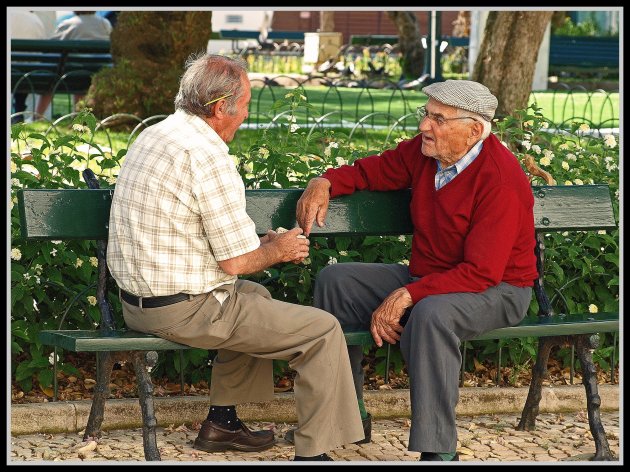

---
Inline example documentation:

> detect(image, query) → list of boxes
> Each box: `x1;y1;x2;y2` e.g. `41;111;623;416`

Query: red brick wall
271;11;461;44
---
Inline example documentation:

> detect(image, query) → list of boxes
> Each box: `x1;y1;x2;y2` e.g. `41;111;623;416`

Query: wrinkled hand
273;227;310;264
296;178;331;236
370;287;413;347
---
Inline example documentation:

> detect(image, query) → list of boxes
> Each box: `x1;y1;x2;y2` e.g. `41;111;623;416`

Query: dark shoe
193;419;275;452
294;453;334;461
419;452;460;461
284;413;372;445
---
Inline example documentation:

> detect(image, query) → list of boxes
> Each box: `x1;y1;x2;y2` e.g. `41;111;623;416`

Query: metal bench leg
517;336;558;431
131;351;161;461
575;335;615;461
84;351;116;440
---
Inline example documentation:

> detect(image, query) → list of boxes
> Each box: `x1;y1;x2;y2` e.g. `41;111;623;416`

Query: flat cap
422;80;498;122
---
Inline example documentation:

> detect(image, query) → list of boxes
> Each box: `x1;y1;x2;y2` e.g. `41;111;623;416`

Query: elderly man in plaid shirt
107;53;364;461
296;80;537;461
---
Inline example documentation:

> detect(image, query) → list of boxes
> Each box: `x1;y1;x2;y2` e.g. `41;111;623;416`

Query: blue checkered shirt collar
435;140;484;190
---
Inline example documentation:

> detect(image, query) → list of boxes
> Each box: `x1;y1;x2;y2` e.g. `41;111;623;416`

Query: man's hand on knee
370;287;413;347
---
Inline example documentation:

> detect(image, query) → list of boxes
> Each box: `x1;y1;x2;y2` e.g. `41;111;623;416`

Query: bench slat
39;311;619;351
17;185;616;241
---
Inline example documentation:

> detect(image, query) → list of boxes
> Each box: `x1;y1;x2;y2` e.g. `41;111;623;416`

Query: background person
296;80;537;462
10;10;46;124
107;53;364;461
35;11;112;118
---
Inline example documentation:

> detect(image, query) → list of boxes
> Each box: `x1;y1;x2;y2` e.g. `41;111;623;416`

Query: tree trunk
472;11;552;117
85;11;213;118
387;11;424;80
319;11;335;33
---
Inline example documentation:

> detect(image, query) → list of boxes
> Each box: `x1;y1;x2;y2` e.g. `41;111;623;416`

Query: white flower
90;257;99;267
51;240;62;245
50;248;57;257
287;115;297;123
566;153;577;162
501;141;509;148
75;258;83;268
559;143;570;151
394;137;404;144
87;296;97;306
604;134;617;148
574;179;584;185
543;149;554;160
11;161;17;173
540;121;549;129
335;157;347;166
400;259;410;265
11;248;22;260
561;161;570;171
258;147;269;159
339;250;348;256
106;176;117;185
300;95;307;101
327;257;338;265
597;230;606;235
324;147;332;158
531;145;541;155
521;140;531;151
539;156;551;166
302;257;311;265
578;123;590;132
23;273;32;281
34;264;43;275
329;142;339;149
263;270;272;277
289;123;300;133
398;235;406;242
285;92;292;99
12;178;21;187
523;120;534;128
588;304;598;314
48;352;59;365
562;231;569;236
564;180;573;186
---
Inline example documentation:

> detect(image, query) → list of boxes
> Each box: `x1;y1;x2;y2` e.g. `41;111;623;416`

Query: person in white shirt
35;11;112;118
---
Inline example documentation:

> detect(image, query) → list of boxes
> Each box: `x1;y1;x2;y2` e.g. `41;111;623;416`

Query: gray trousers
121;279;364;456
313;263;532;453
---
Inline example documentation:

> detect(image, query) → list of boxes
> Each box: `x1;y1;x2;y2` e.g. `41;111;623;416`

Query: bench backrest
17;185;616;241
11;39;113;95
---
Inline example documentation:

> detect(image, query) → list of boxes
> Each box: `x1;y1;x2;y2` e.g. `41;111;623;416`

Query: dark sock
206;405;242;430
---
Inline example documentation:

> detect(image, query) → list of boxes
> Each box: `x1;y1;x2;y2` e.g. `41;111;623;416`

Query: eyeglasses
204;93;234;107
416;106;479;126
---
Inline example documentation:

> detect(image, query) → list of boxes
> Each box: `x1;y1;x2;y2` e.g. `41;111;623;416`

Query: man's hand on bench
297;177;331;236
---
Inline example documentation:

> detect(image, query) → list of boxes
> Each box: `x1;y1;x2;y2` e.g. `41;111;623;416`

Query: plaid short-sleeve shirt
107;110;261;297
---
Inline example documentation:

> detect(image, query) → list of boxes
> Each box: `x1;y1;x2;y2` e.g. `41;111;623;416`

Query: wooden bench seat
17;182;618;461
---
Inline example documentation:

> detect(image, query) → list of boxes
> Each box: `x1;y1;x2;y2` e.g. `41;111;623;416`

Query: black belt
120;290;191;308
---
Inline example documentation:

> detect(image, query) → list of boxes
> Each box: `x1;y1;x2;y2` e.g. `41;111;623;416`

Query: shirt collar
173;109;230;154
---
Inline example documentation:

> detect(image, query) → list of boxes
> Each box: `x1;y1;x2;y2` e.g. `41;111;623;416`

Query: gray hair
174;52;248;118
456;108;492;139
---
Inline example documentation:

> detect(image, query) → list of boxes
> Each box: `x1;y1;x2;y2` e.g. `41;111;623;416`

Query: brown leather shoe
193;420;276;452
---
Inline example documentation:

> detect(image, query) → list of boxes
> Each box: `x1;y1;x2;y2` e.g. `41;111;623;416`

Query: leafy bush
10;96;619;395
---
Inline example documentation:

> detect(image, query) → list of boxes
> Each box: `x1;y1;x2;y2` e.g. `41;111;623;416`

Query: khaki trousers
121;279;364;456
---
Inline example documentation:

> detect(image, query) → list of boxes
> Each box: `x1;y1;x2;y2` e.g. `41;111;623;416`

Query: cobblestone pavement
10;411;619;463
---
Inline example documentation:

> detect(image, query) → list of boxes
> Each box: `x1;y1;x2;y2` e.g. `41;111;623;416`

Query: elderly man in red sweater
295;80;538;461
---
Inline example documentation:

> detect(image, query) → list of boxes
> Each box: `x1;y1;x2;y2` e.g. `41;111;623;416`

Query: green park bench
11;39;112;97
17;173;618;461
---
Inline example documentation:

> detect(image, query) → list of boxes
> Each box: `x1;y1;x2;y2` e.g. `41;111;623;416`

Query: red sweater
322;133;538;304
